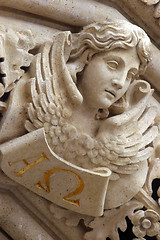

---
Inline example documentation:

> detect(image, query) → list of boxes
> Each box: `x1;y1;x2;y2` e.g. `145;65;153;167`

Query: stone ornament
0;27;34;111
140;0;160;19
0;2;160;240
140;0;159;4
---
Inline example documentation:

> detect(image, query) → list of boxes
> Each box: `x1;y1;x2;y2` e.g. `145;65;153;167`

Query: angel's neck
69;102;101;138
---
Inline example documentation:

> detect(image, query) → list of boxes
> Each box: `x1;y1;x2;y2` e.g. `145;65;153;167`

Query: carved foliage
49;203;93;227
0;25;35;112
49;157;160;240
131;209;160;238
84;200;143;240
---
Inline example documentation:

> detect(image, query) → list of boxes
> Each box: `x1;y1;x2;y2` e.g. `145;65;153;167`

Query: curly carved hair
70;20;151;74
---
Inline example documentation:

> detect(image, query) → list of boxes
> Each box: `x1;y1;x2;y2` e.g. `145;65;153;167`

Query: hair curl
70;20;151;74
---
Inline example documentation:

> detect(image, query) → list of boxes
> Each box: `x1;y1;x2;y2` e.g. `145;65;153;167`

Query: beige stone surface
0;1;159;240
0;0;126;26
0;193;55;240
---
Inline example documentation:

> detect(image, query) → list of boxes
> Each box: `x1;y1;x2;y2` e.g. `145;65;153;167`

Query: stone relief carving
140;0;160;20
140;0;159;4
0;2;160;240
0;27;34;112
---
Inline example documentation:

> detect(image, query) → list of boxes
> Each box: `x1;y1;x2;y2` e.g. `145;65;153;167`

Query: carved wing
25;31;82;135
97;80;158;175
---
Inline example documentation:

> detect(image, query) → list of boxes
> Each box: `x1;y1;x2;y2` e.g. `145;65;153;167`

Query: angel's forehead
97;47;140;70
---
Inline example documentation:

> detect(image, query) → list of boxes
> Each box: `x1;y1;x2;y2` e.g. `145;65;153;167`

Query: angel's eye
106;60;119;70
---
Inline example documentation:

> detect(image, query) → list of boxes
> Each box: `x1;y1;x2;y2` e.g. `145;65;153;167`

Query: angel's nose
111;79;124;89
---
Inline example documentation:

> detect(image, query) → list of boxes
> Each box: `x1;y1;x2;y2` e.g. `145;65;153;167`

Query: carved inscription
8;153;84;207
35;169;84;207
8;152;49;177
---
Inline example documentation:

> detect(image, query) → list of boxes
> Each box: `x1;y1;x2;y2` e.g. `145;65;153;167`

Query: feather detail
118;146;139;157
41;41;52;80
30;78;39;108
130;147;154;163
48;102;56;115
50;32;83;106
138;106;157;134
25;120;37;132
30;54;44;94
138;126;158;149
39;93;49;113
27;103;36;123
36;107;44;122
110;163;139;175
33;119;44;128
124;133;142;148
45;77;55;103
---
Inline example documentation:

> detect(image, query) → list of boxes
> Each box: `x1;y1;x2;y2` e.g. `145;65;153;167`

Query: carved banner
0;128;111;217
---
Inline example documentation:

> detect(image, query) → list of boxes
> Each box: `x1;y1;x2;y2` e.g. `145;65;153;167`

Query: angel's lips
105;89;116;99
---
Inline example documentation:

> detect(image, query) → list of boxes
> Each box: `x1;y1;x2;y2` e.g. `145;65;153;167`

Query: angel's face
78;47;140;110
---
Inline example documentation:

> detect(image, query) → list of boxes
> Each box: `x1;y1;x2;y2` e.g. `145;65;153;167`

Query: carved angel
25;20;158;208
